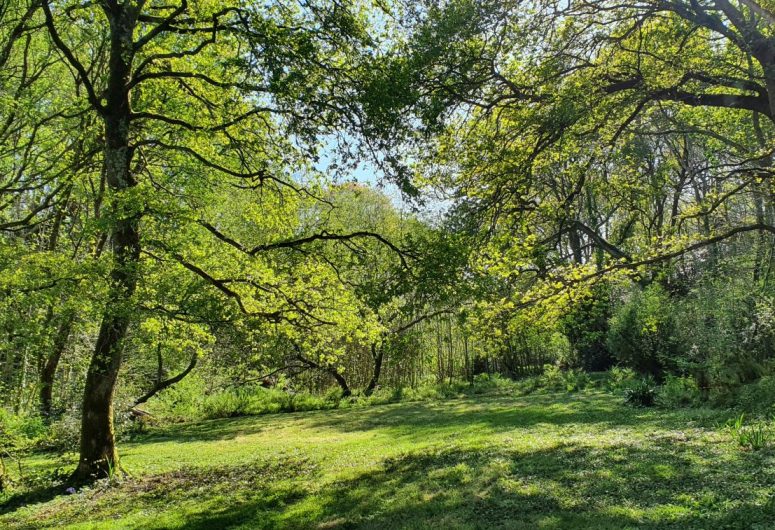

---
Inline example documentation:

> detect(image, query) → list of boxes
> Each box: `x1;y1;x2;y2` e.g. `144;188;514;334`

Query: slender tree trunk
364;343;384;396
752;111;772;285
16;346;28;414
40;316;73;420
464;335;471;384
71;5;139;483
295;350;352;397
331;370;352;397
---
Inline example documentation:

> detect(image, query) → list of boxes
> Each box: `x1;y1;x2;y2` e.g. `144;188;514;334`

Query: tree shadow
0;484;65;515
123;413;278;447
4;393;762;528
302;392;706;441
165;437;775;529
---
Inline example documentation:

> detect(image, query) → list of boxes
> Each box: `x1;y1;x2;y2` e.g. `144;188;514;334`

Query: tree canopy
2;0;775;487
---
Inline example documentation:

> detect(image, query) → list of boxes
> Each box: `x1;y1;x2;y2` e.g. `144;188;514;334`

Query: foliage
656;376;701;409
141;372;566;423
607;285;681;377
733;376;775;414
606;367;637;391
623;377;659;407
0;409;45;453
560;286;614;371
725;414;774;452
672;279;773;399
4;0;775;492
540;365;590;393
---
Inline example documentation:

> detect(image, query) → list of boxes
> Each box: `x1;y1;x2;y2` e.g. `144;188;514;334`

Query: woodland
2;1;775;528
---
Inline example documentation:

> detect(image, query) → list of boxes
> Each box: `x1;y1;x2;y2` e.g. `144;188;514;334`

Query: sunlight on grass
2;391;775;529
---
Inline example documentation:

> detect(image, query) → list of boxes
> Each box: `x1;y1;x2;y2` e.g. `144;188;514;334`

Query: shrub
144;373;209;422
0;409;46;452
473;372;512;391
512;375;542;395
323;387;345;404
671;282;774;394
42;415;81;451
561;285;614;371
563;369;590;392
734;376;775;414
202;389;255;418
606;366;637;391
624;377;658;407
540;365;590;392
657;375;701;408
607;284;681;376
541;364;566;391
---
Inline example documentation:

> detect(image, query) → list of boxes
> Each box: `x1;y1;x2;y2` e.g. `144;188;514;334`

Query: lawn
2;390;774;529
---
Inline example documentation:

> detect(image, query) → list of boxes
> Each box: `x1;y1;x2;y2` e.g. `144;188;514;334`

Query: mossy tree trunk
55;1;140;483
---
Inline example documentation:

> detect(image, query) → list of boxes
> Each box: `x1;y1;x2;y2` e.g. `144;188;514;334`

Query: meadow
2;388;773;529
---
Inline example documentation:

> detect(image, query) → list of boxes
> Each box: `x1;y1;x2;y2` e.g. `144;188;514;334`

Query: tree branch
42;1;104;114
132;350;198;407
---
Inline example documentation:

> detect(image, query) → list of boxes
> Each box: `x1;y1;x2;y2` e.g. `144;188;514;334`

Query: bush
540;365;590;392
140;371;561;424
671;282;774;394
466;373;516;394
362;385;409;405
541;364;565;391
657;375;701;408
561;285;614;371
202;389;256;418
734;376;775;413
42;415;81;452
323;387;345;404
563;370;590;392
624;377;658;407
607;284;681;377
0;409;46;452
606;366;637;391
144;373;209;422
511;375;542;395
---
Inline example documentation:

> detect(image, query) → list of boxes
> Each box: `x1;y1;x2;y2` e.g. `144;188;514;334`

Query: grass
2;389;775;529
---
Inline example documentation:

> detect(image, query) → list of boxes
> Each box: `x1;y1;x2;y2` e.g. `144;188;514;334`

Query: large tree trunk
70;5;138;483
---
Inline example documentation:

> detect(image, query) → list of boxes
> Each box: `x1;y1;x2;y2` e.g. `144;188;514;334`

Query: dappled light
3;0;775;527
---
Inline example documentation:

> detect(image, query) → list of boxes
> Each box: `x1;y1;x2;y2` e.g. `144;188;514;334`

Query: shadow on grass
135;392;636;448
4;394;763;529
127;392;722;450
131;417;270;444
300;392;700;440
151;436;774;529
0;484;64;515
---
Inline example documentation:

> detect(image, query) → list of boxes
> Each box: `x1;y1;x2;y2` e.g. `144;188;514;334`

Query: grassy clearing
2;390;774;529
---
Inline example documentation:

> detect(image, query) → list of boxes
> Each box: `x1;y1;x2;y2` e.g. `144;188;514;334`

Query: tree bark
364;343;384;396
39;316;73;421
70;4;140;483
329;369;352;398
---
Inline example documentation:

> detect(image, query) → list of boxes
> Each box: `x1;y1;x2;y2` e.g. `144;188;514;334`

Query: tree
22;0;392;481
375;0;775;306
311;184;470;394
